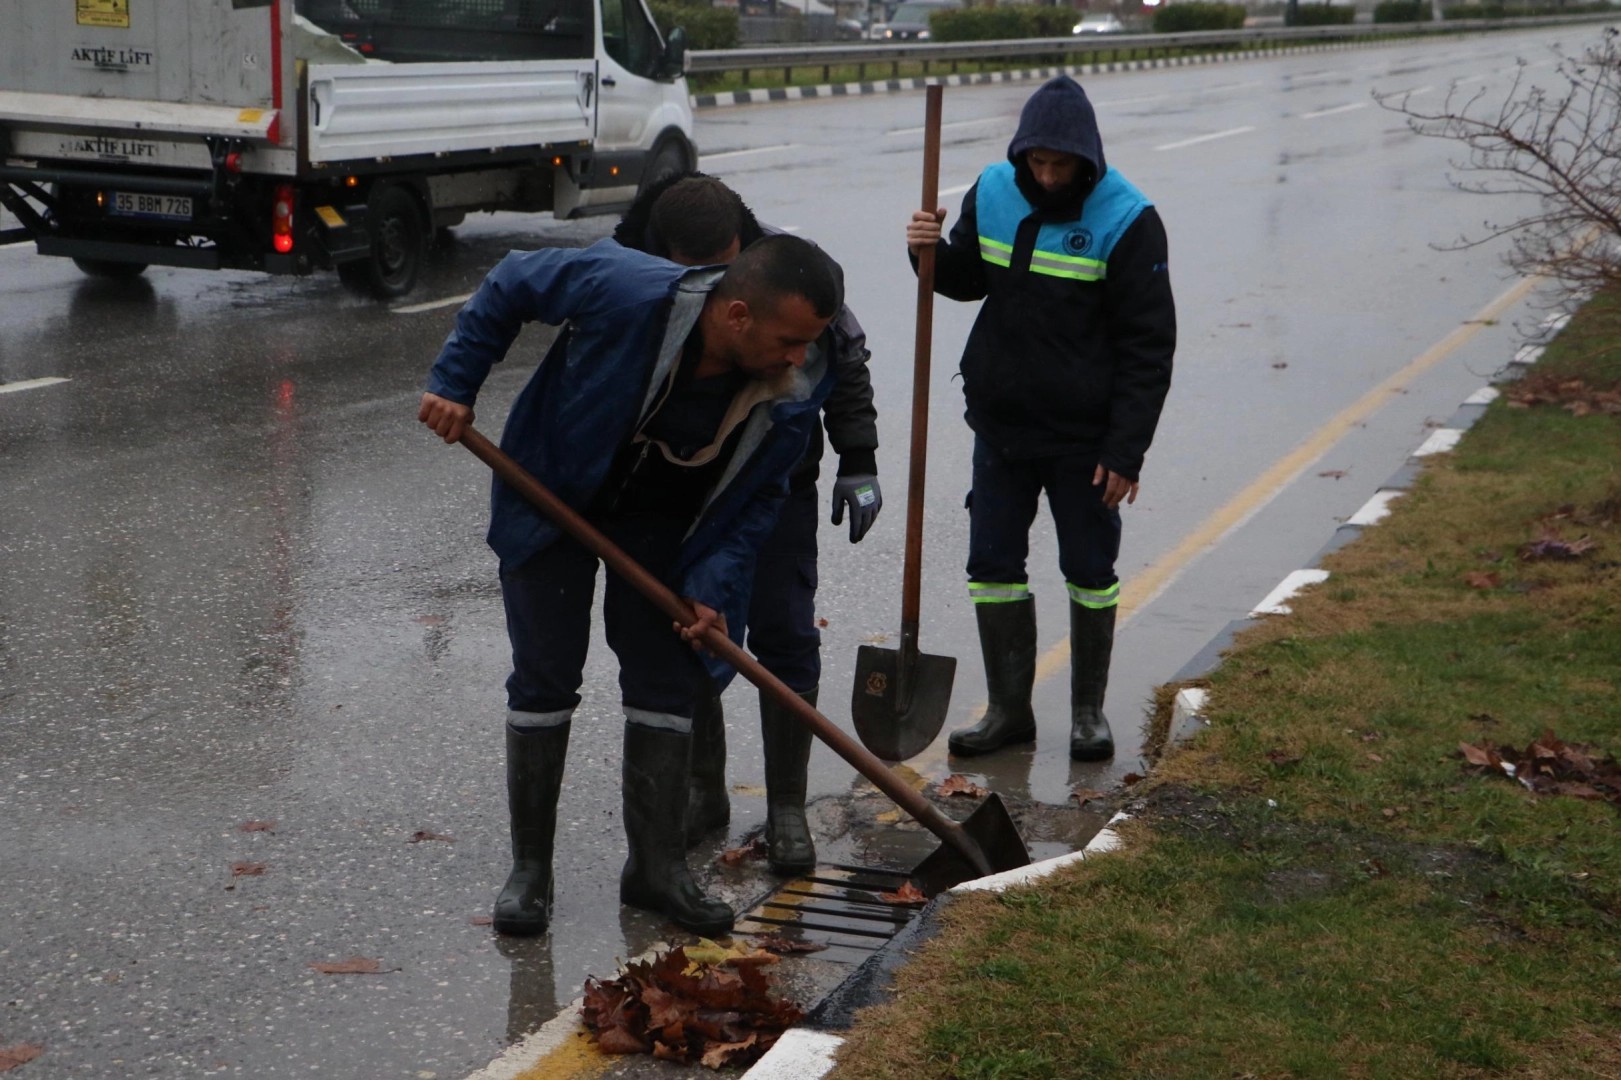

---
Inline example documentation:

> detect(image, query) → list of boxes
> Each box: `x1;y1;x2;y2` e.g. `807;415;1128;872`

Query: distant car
1072;13;1124;33
877;0;960;41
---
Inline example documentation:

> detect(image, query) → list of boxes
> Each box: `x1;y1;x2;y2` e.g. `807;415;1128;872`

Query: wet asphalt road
0;24;1601;1078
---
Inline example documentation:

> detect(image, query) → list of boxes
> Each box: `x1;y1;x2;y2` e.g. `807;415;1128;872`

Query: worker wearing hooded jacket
906;75;1175;761
613;173;881;876
419;234;842;937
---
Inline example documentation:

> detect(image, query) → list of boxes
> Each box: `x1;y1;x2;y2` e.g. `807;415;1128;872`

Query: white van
0;0;696;297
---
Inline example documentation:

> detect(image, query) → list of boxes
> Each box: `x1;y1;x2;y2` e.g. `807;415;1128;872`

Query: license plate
111;191;192;220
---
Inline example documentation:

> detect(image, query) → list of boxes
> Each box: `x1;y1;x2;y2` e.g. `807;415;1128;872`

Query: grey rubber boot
761;686;817;875
948;599;1038;756
1069;601;1117;761
492;720;571;936
619;720;735;935
684;688;730;847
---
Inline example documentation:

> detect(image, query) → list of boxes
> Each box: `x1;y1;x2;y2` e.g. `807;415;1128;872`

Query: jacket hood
1006;76;1105;216
612;170;765;258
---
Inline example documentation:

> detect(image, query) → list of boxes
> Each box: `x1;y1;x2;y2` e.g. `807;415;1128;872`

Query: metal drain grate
734;864;926;965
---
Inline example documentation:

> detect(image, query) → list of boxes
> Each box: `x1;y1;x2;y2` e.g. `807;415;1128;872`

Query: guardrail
686;13;1615;83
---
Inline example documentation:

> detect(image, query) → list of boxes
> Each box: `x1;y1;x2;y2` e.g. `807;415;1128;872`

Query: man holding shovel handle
906;75;1176;761
419;234;843;936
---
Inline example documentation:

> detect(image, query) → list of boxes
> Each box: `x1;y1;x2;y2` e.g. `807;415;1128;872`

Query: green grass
829;296;1621;1078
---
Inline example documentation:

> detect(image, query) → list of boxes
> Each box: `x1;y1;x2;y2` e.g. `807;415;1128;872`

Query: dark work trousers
965;436;1122;591
744;483;820;693
500;513;706;718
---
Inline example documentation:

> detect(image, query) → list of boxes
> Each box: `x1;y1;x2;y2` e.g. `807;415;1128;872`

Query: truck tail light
271;183;294;254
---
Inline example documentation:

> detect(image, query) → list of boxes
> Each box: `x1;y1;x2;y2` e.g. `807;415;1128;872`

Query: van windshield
890;2;945;27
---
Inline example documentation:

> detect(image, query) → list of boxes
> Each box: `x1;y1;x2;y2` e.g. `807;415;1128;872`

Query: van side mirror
660;26;687;79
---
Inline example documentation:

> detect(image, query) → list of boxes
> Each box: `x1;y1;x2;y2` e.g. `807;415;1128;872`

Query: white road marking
393;292;472;315
0;376;70;395
1454;74;1486;85
1346;489;1405;527
887;116;1002;136
701;143;799;162
1301;101;1368;119
1462;386;1501;406
1251;568;1331;616
1154;125;1255;152
938;180;976;198
1413;427;1464;456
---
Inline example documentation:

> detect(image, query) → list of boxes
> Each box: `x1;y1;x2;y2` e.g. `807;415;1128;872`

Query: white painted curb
1250;568;1330;616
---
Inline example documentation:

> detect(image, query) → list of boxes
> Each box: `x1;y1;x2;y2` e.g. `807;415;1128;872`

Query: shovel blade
910;793;1031;897
850;644;956;761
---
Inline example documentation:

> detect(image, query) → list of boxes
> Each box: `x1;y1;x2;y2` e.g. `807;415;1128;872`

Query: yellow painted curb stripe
1030;271;1542;684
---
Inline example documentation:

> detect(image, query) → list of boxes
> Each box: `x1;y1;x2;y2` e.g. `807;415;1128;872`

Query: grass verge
828;293;1621;1079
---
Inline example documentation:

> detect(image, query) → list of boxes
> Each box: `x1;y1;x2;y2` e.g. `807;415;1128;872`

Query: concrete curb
739;812;1134;1079
692;39;1383;110
1166;312;1561;733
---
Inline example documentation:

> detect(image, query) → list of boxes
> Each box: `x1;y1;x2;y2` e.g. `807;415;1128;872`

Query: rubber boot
761;686;817;875
948;599;1038;756
684;688;730;847
492;720;571;936
619;721;735;935
1069;601;1117;761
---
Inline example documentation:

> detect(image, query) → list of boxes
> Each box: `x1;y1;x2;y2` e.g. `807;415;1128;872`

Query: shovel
456;426;1029;896
850;83;956;763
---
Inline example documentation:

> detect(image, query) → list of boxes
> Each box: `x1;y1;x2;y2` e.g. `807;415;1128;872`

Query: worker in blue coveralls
418;234;843;936
905;75;1175;762
613;174;881;876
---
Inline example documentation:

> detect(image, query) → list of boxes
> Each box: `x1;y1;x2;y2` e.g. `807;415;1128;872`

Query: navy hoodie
923;76;1175;480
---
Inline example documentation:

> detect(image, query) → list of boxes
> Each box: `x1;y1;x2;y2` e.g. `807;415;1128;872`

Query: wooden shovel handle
902;84;943;630
457;427;993;877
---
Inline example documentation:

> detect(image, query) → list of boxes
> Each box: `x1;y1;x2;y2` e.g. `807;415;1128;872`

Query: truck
0;0;697;297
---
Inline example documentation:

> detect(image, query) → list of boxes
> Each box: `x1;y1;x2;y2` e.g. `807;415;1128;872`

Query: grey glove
831;474;882;543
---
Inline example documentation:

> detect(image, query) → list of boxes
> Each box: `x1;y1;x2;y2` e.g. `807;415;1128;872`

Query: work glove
831;474;882;543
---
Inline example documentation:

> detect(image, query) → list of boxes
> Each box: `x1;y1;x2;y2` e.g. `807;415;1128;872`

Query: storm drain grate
734;863;927;965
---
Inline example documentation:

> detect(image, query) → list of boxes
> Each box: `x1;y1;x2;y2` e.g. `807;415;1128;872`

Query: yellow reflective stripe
1067;581;1120;609
1030;252;1105;280
1032;248;1105;268
969;582;1031;604
978;235;1012;268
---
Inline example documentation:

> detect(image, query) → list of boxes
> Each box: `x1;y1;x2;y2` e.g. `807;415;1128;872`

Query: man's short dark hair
650;177;746;263
714;233;844;320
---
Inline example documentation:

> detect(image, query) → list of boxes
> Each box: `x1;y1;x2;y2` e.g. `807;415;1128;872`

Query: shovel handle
902;83;943;629
457;427;994;879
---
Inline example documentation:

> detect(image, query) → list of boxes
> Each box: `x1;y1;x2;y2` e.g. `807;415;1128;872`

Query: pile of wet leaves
1458;729;1621;807
581;939;803;1069
1505;374;1621;417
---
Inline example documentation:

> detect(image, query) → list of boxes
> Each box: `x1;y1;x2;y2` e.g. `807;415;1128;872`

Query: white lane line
1454;74;1486;85
0;376;70;395
701;143;799;162
1400;85;1435;97
1301;101;1368;119
394;292;472;315
1154;125;1255;152
938;180;976;198
887;116;1002;136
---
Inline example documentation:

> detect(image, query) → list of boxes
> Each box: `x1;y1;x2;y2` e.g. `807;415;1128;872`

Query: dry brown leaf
1459;742;1499;768
0;1043;44;1072
1462;570;1500;590
1071;787;1108;806
877;881;927;905
408;830;455;843
937;774;990;798
468;915;494;927
238;820;277;833
1318;469;1347;479
231;861;267;877
307;956;389;975
718;837;769;866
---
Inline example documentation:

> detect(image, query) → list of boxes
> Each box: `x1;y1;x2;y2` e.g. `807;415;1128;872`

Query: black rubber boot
685;688;730;847
1069;601;1117;761
492;720;571;936
761;686;817;875
620;721;735;935
948;599;1038;756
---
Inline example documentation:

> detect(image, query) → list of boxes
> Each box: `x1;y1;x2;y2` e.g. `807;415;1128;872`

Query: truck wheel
341;186;425;299
72;258;148;279
638;142;688;198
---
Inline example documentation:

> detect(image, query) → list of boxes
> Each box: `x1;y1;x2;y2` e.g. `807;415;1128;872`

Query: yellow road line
1025;272;1542;684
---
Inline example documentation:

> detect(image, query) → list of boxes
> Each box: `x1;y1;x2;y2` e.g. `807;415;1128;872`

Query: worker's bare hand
1093;465;1139;510
419;392;474;444
907;208;947;252
678;600;728;653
